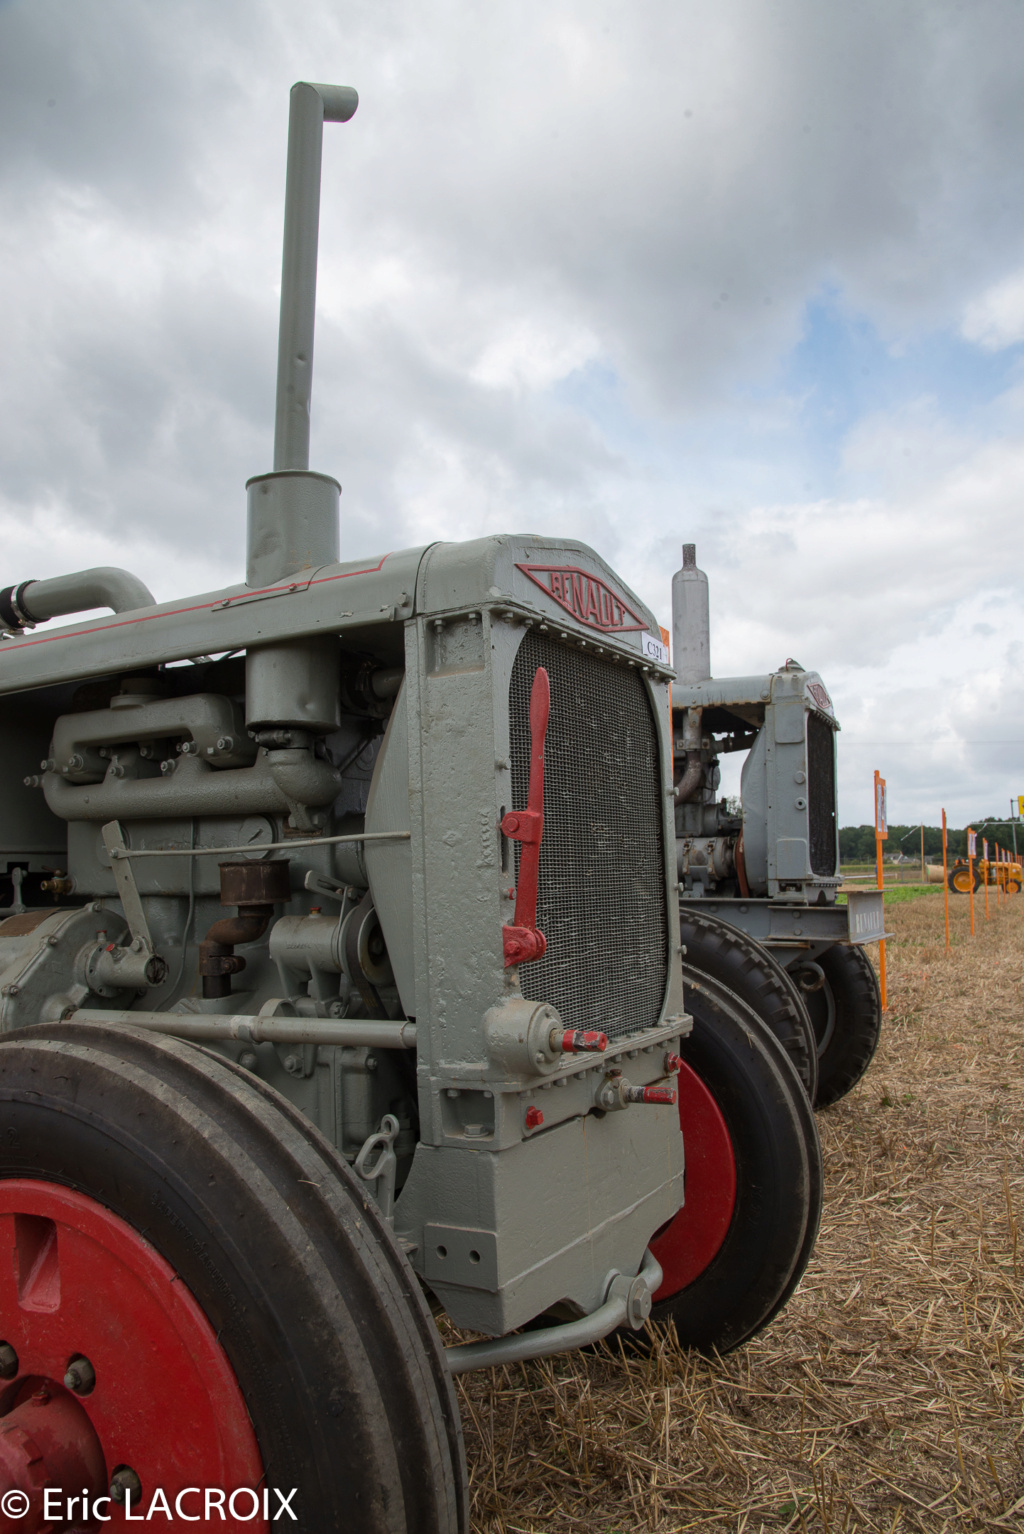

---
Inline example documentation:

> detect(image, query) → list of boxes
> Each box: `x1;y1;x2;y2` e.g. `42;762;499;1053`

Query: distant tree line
839;820;1021;864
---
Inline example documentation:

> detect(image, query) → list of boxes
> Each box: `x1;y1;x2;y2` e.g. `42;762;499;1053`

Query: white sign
641;631;670;666
968;829;977;858
874;777;887;839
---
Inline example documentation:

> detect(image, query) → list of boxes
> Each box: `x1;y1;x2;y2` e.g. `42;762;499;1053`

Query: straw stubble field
454;890;1024;1532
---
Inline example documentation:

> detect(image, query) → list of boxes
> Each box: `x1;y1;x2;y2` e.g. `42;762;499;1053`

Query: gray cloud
1;0;1023;823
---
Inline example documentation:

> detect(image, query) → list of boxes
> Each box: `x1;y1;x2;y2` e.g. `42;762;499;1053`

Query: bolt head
110;1467;143;1504
64;1355;96;1395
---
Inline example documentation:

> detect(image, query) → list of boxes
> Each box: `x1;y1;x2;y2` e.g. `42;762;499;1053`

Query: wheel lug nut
64;1354;96;1394
111;1467;143;1504
0;1341;18;1379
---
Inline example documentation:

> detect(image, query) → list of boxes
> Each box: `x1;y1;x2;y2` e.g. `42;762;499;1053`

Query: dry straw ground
454;889;1024;1532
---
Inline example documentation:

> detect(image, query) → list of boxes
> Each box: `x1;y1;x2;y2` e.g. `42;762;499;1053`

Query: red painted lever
501;666;550;967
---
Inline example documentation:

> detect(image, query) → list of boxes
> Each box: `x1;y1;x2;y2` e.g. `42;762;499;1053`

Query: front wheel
790;943;882;1108
677;908;818;1102
0;1024;466;1533
647;968;823;1354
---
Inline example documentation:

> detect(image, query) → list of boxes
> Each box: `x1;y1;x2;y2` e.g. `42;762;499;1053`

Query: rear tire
948;863;978;894
678;907;818;1101
0;1023;466;1533
648;968;823;1354
789;944;882;1108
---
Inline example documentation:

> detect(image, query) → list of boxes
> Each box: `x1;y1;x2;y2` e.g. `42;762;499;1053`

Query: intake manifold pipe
199;859;292;999
0;568;155;633
673;706;704;804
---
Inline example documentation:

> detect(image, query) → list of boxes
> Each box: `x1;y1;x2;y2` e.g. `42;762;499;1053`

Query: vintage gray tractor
668;545;886;1108
0;87;822;1530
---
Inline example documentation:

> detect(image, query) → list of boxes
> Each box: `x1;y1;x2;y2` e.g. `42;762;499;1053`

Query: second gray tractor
667;544;886;1109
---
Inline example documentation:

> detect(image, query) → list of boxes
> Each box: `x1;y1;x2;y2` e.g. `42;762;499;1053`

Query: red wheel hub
649;1060;737;1299
0;1181;265;1529
0;1385;105;1532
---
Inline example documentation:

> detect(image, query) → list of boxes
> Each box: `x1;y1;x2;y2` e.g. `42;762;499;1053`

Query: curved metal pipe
673;706;704;804
445;1249;664;1375
1;568;155;631
274;82;358;472
673;752;704;805
200;906;273;999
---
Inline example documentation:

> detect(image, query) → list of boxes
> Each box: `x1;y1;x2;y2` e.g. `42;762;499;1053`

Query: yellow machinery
948;859;1022;895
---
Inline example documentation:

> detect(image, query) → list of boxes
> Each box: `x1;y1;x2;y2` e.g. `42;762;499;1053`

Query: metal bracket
303;869;350;905
97;821;168;988
102;822;156;949
354;1113;400;1223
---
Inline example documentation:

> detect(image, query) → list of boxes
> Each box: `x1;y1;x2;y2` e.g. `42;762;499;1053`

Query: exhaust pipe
671;543;711;685
246;82;358;735
671;543;710;804
246;81;358;592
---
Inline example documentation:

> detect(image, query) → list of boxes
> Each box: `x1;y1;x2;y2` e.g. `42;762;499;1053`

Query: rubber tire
678;907;819;1102
0;1023;467;1534
948;863;978;894
649;967;823;1355
791;943;882;1109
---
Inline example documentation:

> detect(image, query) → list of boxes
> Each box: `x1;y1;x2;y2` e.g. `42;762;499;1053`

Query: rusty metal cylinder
218;859;292;908
200;860;292;999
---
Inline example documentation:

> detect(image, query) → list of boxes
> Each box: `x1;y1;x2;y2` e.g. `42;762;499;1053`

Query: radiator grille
807;712;838;876
509;631;668;1039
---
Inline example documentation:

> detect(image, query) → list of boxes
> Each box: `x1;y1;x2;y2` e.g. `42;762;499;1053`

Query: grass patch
837;883;943;904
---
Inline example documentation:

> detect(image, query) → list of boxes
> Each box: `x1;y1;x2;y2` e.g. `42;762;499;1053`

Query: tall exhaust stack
245;82;357;734
671;543;711;684
246;81;357;590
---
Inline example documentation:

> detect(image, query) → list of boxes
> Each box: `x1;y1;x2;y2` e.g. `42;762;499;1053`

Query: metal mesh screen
807;712;838;876
509;630;668;1038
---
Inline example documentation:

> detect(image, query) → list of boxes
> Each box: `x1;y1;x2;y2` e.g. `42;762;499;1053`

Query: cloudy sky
1;0;1023;830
